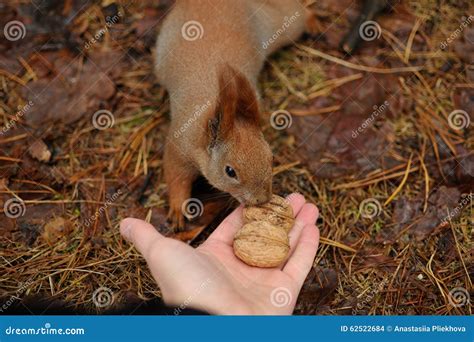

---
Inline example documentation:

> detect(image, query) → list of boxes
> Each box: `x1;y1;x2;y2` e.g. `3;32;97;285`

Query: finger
120;217;166;260
286;192;306;217
204;205;244;245
287;203;319;253
120;218;197;296
283;224;320;287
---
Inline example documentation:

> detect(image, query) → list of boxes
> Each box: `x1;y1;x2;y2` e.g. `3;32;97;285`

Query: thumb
120;217;200;305
120;218;165;260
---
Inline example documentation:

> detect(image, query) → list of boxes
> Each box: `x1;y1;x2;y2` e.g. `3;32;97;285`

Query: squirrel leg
164;141;197;231
304;6;321;37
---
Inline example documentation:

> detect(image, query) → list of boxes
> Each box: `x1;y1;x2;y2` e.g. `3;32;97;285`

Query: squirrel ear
207;116;220;150
212;65;238;142
211;65;260;145
233;68;260;127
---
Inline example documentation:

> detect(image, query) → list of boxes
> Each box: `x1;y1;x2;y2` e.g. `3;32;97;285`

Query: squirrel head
204;65;273;206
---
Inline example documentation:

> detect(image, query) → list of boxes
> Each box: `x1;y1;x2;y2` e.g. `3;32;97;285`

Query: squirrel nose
254;192;271;205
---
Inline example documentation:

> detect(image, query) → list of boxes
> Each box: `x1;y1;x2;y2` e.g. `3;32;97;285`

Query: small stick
384;153;413;206
340;0;394;55
298;45;423;74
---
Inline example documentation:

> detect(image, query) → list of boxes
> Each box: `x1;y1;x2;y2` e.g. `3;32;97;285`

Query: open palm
120;193;319;315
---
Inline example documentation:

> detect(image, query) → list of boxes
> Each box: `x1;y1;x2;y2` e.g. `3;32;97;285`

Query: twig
384;154;413;206
298;45;424;74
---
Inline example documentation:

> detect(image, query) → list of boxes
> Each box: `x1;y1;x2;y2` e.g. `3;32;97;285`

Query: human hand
120;193;319;315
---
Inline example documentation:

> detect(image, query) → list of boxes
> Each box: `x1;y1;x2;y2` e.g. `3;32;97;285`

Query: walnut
242;194;294;232
233;195;294;268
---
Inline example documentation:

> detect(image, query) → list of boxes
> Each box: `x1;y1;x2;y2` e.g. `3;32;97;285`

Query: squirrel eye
225;165;237;178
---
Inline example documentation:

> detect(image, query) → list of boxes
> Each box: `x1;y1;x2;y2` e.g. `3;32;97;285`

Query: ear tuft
216;65;239;137
209;64;260;147
233;68;260;127
207;116;220;151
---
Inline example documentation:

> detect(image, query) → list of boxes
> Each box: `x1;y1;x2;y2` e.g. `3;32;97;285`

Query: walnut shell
233;221;290;268
243;194;294;232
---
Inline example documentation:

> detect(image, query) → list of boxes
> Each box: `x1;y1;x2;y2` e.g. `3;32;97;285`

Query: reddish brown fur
215;66;260;139
155;0;309;228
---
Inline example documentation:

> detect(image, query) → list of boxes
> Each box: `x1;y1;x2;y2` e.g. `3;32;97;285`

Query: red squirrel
155;0;309;229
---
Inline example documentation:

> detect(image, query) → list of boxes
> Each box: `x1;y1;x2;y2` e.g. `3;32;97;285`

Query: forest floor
0;0;472;315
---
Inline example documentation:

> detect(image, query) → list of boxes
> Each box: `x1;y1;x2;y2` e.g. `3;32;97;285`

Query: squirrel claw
167;206;186;232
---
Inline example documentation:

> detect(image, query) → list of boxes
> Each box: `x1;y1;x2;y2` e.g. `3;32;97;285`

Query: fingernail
286;192;303;204
121;222;133;241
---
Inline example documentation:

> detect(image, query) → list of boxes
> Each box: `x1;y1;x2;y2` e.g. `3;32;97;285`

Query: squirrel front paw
167;204;186;232
305;11;321;37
